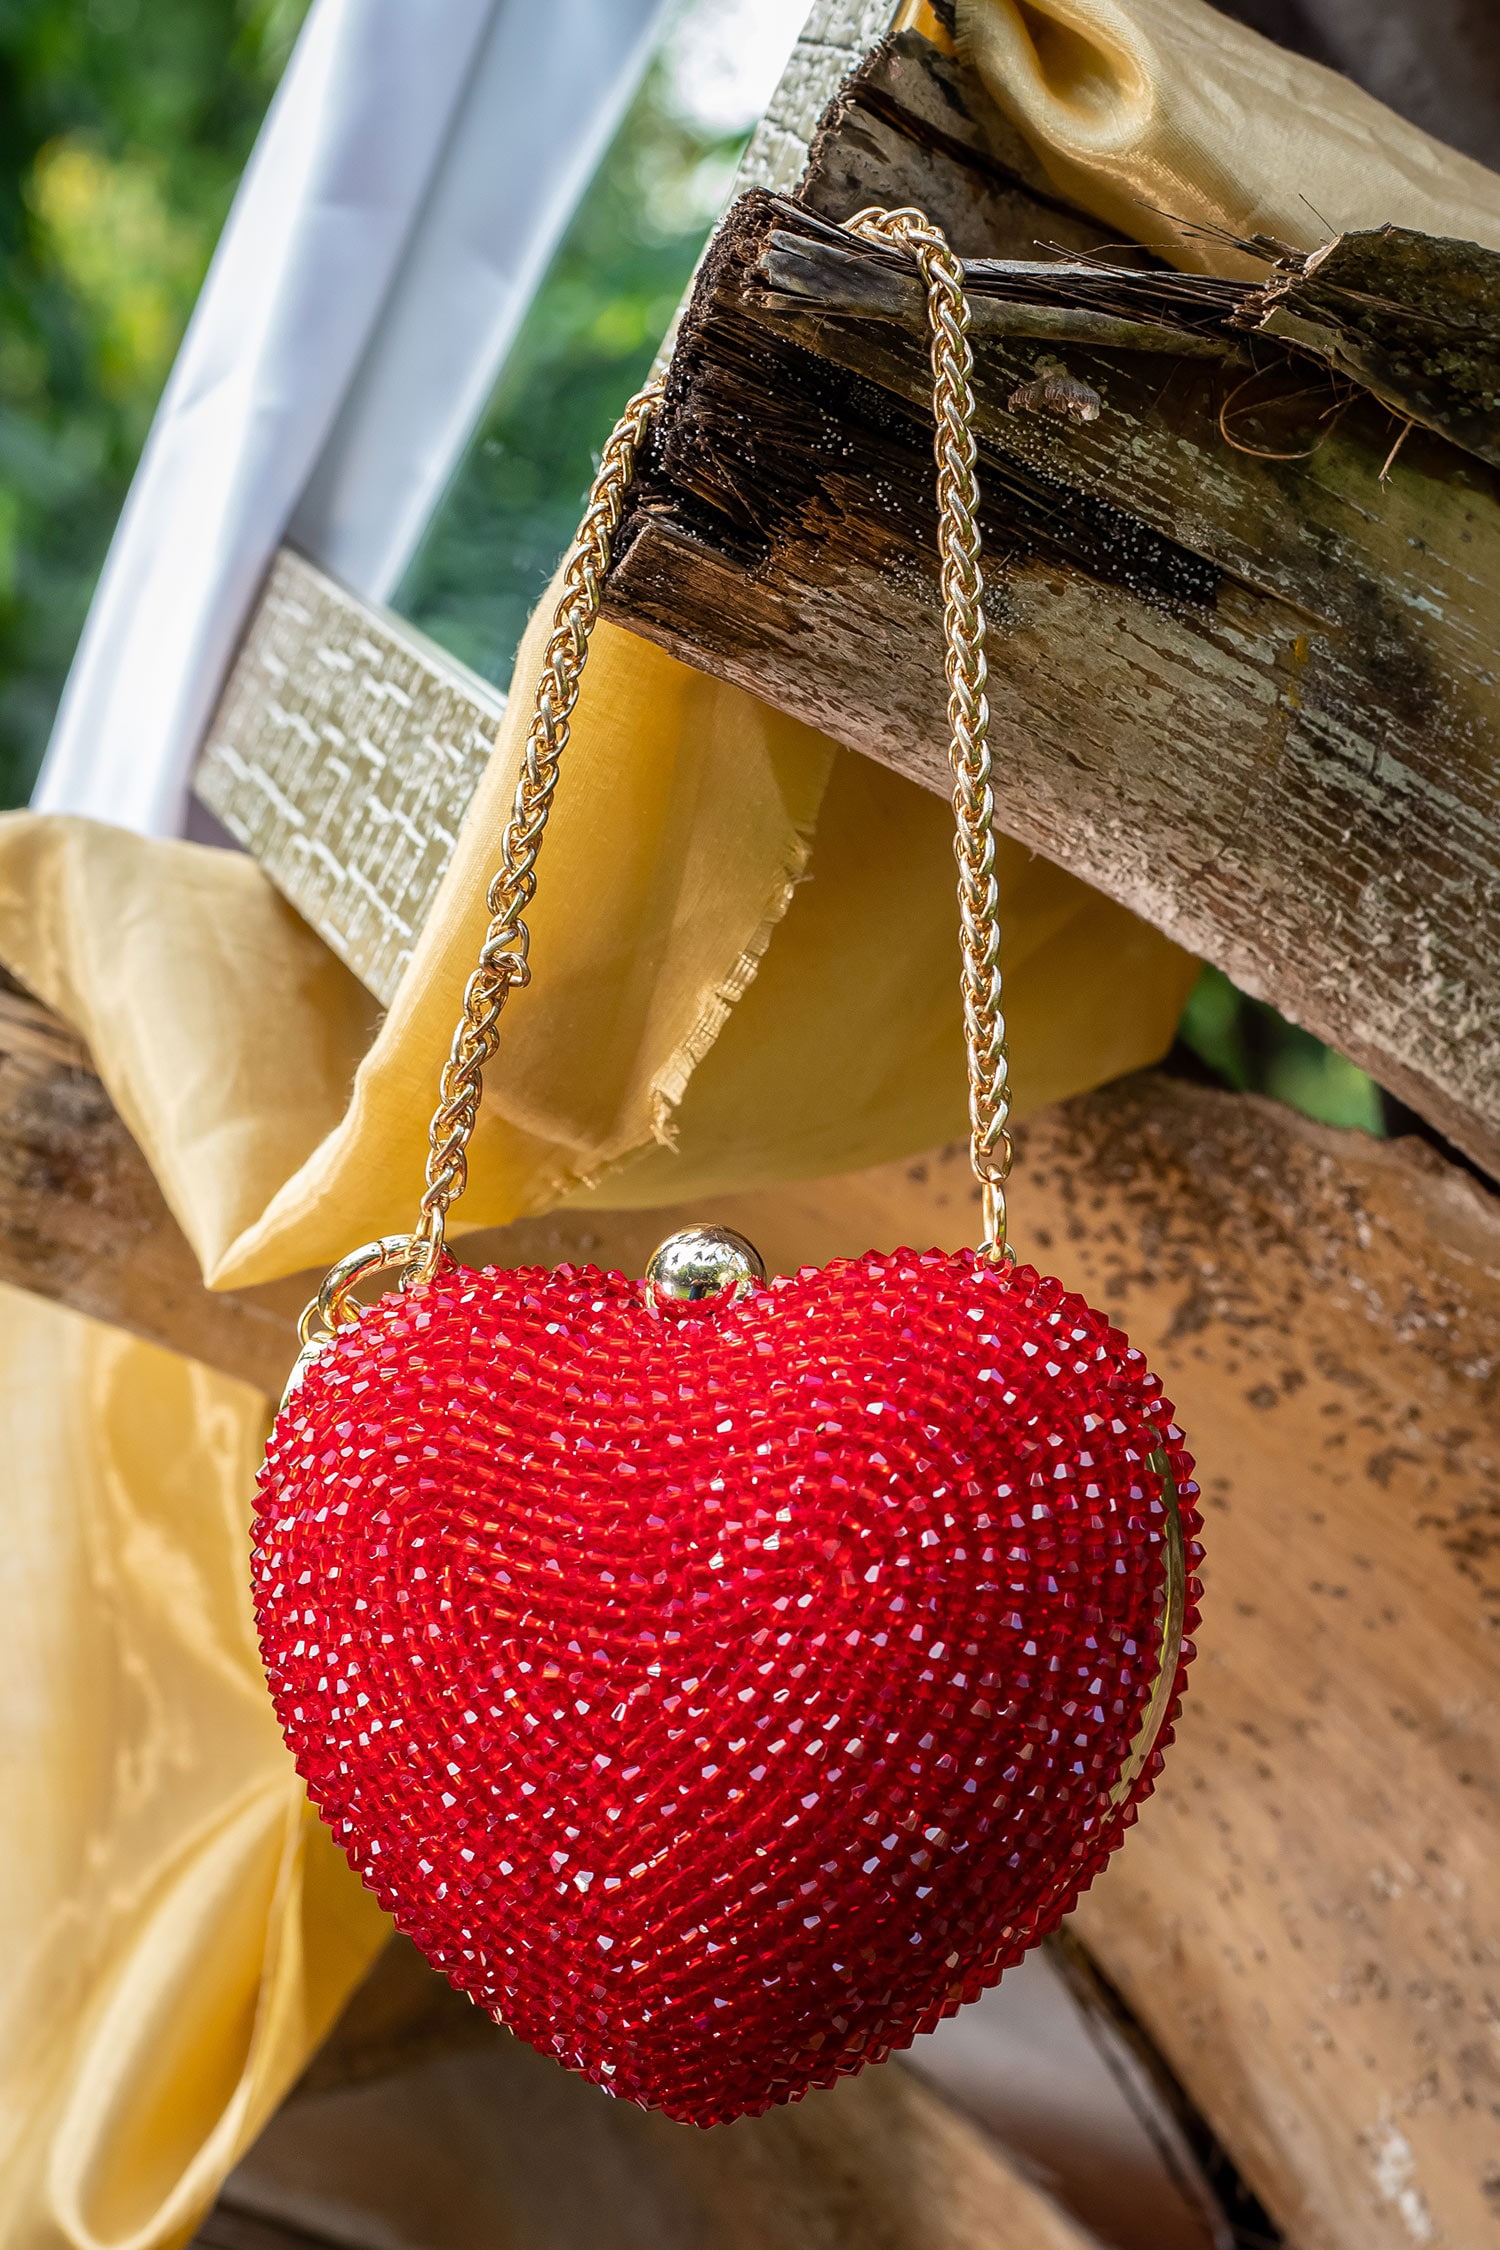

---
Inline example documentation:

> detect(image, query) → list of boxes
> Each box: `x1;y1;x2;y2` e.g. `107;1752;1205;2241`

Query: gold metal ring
401;1223;447;1290
1107;1450;1188;1808
299;1235;420;1345
980;1179;1011;1263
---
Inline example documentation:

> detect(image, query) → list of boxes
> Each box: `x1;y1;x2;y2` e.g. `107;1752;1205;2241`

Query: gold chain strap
318;208;1010;1328
846;206;1012;1259
404;375;664;1285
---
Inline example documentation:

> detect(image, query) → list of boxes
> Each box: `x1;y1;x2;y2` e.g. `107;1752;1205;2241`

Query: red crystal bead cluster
254;1249;1200;2125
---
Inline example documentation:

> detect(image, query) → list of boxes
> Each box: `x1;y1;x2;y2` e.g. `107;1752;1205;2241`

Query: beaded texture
255;1250;1201;2125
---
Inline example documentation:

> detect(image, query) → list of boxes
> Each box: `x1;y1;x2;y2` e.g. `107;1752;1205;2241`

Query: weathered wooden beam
267;1931;1232;2250
1249;223;1500;467
734;0;900;201
600;36;1500;1182
760;203;1500;457
0;976;307;1392
792;28;1114;260
191;32;1500;1181
195;550;506;1006
1012;1078;1500;2250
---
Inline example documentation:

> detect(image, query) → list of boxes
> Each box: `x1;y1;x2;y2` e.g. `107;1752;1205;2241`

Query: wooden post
600;36;1500;1179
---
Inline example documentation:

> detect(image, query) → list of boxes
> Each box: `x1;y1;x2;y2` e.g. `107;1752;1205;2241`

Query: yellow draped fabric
0;613;1186;1290
0;1288;390;2250
954;0;1500;269
3;1;1495;2240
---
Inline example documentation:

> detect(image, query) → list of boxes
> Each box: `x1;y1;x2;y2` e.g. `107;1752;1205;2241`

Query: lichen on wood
1246;223;1500;467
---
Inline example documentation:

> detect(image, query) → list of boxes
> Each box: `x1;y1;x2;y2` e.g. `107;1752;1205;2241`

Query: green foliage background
0;0;311;806
395;59;744;689
0;3;1388;1136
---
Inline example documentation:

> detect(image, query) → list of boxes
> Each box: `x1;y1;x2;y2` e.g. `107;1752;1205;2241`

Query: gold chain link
399;206;1010;1294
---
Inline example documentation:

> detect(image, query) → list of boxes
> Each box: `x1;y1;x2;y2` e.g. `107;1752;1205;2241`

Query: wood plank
734;0;901;200
793;28;1116;258
190;33;1500;1179
270;1933;1229;2250
599;36;1500;1182
195;550;506;1005
1017;1088;1500;2250
0;976;306;1391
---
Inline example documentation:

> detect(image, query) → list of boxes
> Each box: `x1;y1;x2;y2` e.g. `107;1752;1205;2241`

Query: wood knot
1008;361;1103;425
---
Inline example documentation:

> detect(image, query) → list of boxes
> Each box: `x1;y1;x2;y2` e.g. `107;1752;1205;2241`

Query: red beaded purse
253;209;1201;2126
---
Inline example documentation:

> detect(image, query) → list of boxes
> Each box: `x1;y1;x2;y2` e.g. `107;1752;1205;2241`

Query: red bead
254;1249;1200;2125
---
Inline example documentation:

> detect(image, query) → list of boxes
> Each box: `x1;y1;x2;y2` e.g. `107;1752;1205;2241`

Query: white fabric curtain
32;0;668;839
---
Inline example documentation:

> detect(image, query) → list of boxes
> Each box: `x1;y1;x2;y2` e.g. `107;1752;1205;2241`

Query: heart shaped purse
254;209;1202;2126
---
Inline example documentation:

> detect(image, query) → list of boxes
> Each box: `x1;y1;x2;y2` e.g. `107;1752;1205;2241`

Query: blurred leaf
1179;964;1386;1135
0;0;311;806
29;135;206;403
395;57;747;690
0;481;19;603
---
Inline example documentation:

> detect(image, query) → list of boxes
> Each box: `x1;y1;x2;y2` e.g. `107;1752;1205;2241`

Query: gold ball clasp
645;1225;767;1315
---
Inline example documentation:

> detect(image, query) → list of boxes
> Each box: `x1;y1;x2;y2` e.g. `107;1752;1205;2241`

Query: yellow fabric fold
0;605;840;1283
954;0;1500;271
580;742;1197;1208
8;3;1499;2244
0;1287;389;2250
0;607;1194;1284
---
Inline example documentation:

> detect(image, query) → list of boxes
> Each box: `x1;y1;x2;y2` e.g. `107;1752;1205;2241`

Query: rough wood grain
758;220;1238;355
761;206;1500;459
795;30;1112;260
733;0;901;201
1247;224;1500;467
601;37;1500;1183
1018;1090;1500;2250
0;977;306;1391
269;1932;1229;2250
